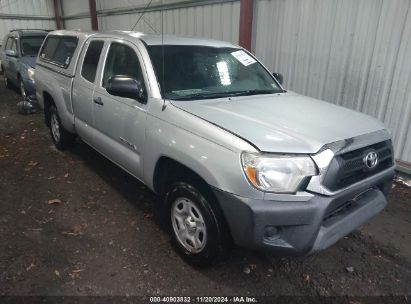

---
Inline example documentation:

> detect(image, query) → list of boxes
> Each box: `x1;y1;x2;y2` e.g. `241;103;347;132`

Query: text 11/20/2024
149;296;258;303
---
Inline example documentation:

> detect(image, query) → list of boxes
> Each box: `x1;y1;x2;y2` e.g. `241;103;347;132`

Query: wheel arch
153;155;211;196
43;91;55;127
153;155;234;245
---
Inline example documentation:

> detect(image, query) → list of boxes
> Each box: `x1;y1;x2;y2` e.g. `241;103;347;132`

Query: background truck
35;30;395;266
0;29;48;99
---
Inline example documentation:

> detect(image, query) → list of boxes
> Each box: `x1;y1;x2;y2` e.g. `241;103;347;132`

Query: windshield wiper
226;89;284;96
172;92;237;101
171;89;283;101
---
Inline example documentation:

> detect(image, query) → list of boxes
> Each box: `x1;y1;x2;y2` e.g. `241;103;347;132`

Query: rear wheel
49;105;75;150
167;181;230;266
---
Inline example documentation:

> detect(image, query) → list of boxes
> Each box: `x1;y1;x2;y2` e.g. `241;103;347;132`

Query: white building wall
254;0;411;163
0;0;55;45
62;0;240;44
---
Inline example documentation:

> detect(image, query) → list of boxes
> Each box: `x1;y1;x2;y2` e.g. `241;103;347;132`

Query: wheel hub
184;216;197;232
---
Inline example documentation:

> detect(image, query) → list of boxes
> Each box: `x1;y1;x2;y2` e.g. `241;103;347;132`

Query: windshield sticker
231;50;256;66
217;61;231;86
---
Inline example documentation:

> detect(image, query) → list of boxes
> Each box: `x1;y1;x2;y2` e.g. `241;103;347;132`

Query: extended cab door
91;39;149;180
72;39;106;145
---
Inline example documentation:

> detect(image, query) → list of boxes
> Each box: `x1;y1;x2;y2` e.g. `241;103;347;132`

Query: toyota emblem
364;151;378;169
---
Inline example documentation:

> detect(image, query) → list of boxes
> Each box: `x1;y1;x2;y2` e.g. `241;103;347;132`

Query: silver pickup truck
35;30;395;266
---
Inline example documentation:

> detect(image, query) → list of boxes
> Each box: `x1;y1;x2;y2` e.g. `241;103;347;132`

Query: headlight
241;152;317;193
27;68;35;81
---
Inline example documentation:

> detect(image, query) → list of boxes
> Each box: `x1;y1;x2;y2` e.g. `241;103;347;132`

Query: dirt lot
0;77;410;301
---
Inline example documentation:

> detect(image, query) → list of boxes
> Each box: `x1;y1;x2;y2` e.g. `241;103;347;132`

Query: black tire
166;181;231;267
49;105;75;150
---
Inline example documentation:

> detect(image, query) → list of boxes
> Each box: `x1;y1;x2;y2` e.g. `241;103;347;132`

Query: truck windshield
148;45;283;100
20;36;46;56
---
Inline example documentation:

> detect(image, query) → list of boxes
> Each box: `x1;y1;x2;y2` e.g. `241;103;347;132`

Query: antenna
161;1;166;111
131;0;154;31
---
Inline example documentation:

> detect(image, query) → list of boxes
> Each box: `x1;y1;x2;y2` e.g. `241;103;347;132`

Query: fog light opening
264;226;281;241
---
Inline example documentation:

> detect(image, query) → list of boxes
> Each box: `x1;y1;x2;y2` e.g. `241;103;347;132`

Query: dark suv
0;29;48;99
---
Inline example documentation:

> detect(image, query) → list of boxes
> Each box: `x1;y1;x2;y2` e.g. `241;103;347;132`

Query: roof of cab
8;29;49;37
48;29;238;48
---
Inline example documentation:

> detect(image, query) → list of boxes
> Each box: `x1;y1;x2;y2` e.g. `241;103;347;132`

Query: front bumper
213;168;394;255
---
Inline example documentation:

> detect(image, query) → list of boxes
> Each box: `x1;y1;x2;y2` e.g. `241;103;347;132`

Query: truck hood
19;56;36;68
170;92;386;153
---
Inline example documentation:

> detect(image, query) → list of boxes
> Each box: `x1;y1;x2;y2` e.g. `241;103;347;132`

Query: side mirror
106;75;147;103
273;72;283;85
5;50;17;57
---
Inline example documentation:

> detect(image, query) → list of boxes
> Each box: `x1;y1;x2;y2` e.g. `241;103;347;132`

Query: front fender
143;99;264;200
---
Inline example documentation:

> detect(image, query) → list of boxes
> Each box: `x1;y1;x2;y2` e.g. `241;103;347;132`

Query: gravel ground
0;77;410;301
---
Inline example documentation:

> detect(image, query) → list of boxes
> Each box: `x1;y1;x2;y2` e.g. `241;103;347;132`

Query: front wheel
49;105;75;150
167;182;230;266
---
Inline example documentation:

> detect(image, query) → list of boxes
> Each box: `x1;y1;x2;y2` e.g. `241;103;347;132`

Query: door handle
93;97;104;106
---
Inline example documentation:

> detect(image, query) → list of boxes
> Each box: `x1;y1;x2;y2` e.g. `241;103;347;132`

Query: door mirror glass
272;72;283;85
106;75;147;103
5;50;17;57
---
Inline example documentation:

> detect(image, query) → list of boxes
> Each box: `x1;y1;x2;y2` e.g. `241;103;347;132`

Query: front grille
322;140;393;191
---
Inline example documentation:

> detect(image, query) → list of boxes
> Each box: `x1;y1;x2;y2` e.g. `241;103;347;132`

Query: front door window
102;42;145;91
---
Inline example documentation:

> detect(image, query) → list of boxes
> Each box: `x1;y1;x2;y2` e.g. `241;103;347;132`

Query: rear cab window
39;35;78;68
81;40;104;83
